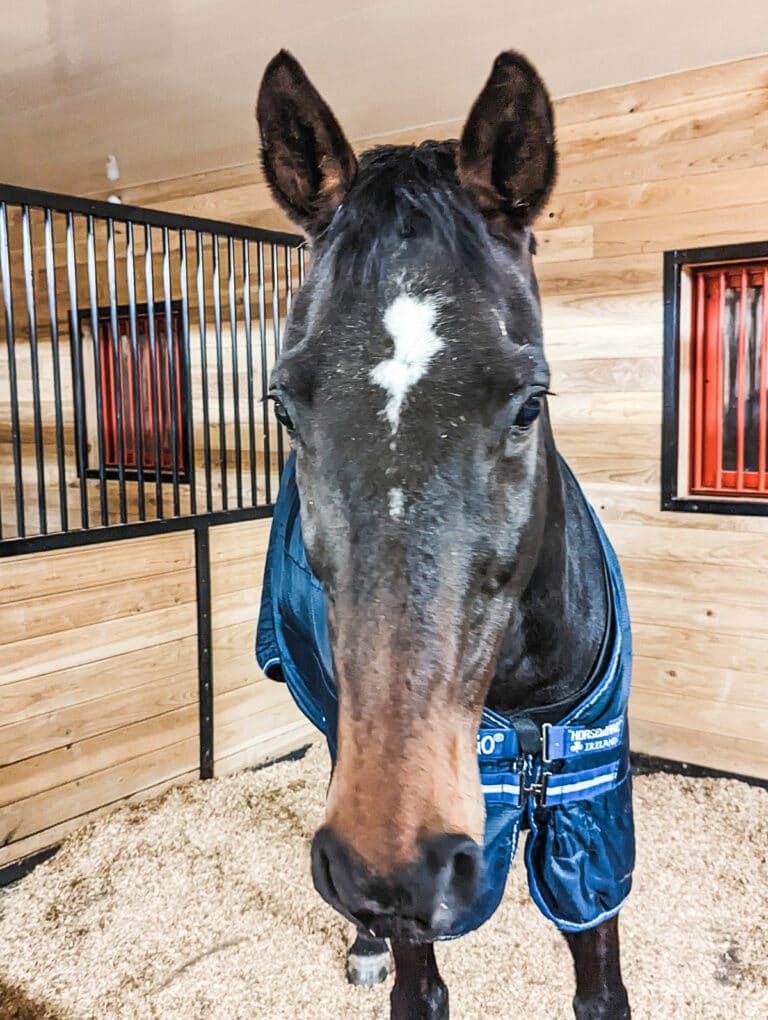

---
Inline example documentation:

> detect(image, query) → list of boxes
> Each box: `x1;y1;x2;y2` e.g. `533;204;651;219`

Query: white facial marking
370;293;445;433
493;308;508;338
388;487;405;519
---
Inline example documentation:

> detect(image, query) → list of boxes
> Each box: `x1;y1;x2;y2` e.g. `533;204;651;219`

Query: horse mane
321;141;499;287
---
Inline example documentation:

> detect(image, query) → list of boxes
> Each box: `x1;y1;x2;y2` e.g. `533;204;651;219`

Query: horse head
257;49;557;940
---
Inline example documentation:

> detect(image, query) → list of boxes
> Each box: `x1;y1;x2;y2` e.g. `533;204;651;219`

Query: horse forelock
316;141;514;290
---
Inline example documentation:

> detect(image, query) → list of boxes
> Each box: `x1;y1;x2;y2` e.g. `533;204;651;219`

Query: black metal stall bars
0;182;305;778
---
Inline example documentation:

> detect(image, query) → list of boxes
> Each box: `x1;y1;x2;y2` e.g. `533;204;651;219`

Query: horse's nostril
311;828;345;910
317;845;335;896
446;842;482;905
311;828;483;938
423;833;482;901
452;849;477;882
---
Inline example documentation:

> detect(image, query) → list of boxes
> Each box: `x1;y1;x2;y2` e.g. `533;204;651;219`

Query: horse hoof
346;947;390;986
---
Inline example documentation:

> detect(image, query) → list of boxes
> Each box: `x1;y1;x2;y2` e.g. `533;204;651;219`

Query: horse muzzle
310;826;483;941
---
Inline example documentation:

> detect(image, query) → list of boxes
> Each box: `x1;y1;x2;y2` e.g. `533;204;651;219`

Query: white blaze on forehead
388;487;405;519
492;308;508;338
370;293;445;432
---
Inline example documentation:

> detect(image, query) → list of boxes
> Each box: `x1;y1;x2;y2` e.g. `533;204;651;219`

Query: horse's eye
514;395;542;429
272;399;295;432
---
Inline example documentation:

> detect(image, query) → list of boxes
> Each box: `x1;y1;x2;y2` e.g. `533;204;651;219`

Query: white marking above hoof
346;948;391;987
370;293;445;433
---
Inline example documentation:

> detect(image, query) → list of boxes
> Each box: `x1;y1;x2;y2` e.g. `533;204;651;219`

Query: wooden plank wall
540;57;768;779
0;532;199;867
209;518;314;776
95;55;768;778
0;527;310;868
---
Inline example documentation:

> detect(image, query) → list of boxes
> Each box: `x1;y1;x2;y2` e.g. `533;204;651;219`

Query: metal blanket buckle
514;759;551;808
523;771;551;807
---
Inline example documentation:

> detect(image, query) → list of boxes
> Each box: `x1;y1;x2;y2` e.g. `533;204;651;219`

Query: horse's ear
458;51;556;234
256;51;357;236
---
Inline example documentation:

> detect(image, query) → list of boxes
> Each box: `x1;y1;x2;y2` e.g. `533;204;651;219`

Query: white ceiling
1;0;767;196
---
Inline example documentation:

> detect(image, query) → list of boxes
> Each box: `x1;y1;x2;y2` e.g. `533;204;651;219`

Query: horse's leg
346;932;390;986
563;914;631;1020
390;941;448;1020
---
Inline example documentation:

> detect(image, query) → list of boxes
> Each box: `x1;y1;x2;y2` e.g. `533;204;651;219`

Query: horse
255;49;634;1020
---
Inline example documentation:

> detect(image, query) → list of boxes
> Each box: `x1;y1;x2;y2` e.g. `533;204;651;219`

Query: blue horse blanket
256;454;635;936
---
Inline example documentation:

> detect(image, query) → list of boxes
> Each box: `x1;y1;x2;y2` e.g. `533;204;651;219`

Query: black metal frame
0;181;302;553
195;525;214;780
0;182;303;810
0;182;299;247
0;847;60;888
662;240;768;517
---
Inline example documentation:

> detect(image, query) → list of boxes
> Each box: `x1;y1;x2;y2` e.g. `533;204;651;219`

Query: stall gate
0;184;305;875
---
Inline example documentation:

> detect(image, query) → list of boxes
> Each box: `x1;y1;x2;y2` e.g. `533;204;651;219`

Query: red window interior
98;311;186;476
690;261;768;497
